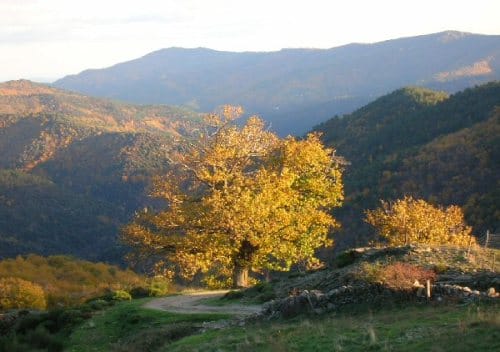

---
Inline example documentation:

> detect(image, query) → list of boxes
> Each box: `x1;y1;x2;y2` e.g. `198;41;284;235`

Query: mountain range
54;31;500;135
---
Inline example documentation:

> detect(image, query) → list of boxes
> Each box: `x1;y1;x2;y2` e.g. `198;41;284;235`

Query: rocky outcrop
258;283;498;319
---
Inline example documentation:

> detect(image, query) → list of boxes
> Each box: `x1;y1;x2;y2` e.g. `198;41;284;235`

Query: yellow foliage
0;255;145;308
122;106;344;286
0;277;46;310
365;196;474;247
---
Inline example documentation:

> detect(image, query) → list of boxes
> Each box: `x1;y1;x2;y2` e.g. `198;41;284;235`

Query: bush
0;277;46;310
87;299;110;310
243;282;277;303
333;250;358;268
129;286;150;299
129;276;171;298
0;255;147;308
148;277;170;297
359;262;436;290
112;290;132;301
25;325;64;352
365;196;474;246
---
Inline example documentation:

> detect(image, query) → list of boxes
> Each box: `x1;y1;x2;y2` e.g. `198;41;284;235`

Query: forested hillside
54;31;500;135
1;80;498;262
0;80;200;262
315;82;500;247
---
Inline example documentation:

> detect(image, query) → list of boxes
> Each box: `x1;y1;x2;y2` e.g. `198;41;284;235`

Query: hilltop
53;31;500;135
0;80;200;261
314;82;500;249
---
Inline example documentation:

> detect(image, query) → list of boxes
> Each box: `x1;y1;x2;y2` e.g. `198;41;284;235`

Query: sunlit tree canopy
365;196;473;247
122;106;344;287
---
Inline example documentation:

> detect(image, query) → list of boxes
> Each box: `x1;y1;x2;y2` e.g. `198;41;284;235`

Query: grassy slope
61;297;499;352
61;245;499;351
169;303;499;352
67;298;229;352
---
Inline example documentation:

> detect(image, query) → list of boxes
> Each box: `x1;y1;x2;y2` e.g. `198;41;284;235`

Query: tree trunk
233;266;249;288
232;239;257;288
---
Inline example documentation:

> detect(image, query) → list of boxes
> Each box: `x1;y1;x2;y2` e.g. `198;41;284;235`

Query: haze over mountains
54;31;500;135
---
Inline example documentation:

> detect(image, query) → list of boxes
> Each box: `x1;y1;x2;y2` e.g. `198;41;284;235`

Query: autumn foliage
365;196;473;246
122;106;344;287
359;262;436;290
0;277;46;310
0;255;146;309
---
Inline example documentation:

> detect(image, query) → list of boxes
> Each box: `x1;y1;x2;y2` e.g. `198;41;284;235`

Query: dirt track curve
144;290;262;316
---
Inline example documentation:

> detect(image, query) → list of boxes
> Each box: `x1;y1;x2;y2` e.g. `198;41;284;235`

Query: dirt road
144;290;262;316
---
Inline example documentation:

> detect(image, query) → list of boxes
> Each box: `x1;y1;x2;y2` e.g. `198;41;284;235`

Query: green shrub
129;286;150;299
87;299;110;310
15;313;46;334
25;325;64;352
148;277;170;297
333;250;358;268
242;282;276;303
112;290;132;301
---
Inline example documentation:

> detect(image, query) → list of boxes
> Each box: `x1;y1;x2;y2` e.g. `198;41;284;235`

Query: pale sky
1;0;499;82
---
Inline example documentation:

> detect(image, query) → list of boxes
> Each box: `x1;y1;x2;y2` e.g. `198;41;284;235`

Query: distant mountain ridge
54;31;500;135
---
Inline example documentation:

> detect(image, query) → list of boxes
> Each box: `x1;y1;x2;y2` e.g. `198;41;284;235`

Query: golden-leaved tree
365;196;473;246
0;277;46;310
122;106;344;287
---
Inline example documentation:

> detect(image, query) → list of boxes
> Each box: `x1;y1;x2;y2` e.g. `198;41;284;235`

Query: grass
67;298;229;352
167;302;500;352
198;283;277;307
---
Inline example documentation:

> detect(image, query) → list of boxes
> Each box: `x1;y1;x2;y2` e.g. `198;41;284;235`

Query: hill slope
315;82;500;247
53;31;500;135
0;80;200;261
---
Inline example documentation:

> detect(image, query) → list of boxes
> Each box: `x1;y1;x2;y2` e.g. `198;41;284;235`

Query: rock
462;286;472;293
487;287;496;297
472;290;480;295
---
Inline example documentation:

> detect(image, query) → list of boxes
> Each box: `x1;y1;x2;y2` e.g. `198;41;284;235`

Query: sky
1;0;499;82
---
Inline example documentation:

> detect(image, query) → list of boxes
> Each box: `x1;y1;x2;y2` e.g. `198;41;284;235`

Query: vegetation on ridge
315;82;500;249
365;196;473;246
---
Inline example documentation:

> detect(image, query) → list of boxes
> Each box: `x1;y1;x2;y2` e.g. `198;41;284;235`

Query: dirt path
144;290;262;316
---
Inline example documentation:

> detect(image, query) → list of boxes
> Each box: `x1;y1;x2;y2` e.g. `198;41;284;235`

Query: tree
365;196;473;246
122;106;344;287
